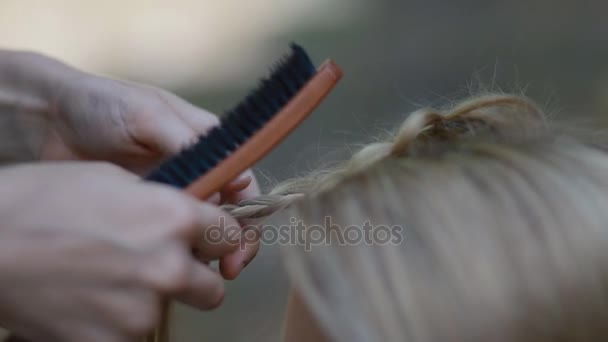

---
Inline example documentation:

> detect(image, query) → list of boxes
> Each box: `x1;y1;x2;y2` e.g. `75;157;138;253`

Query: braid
223;193;305;219
222;93;547;221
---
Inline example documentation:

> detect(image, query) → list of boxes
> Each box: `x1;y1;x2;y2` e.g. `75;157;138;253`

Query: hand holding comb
143;44;342;342
145;43;342;199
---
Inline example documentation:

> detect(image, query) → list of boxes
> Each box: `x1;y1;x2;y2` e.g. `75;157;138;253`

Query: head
227;94;608;341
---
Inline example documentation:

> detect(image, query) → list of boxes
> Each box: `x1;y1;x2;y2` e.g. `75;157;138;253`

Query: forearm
0;50;81;114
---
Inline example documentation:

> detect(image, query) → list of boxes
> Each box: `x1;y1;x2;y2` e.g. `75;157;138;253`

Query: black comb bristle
145;43;316;188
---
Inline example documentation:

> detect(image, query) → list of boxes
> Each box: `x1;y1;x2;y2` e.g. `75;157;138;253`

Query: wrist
0;50;85;115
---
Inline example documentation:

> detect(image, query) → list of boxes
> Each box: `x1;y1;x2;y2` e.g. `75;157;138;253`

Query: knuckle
156;249;191;293
168;204;198;236
135;243;191;295
201;202;236;228
174;268;225;310
153;191;199;237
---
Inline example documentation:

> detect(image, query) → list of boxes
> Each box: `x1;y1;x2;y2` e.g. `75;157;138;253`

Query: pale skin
0;50;261;341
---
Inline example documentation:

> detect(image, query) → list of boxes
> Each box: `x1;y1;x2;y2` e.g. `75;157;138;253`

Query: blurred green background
2;0;608;340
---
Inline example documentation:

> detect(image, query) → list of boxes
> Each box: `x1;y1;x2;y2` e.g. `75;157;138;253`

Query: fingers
219;170;261;205
207;174;253;205
152;91;219;155
234;169;261;201
143;118;197;156
207;192;222;205
168;94;220;135
137;151;262;281
222;176;252;194
83;287;160;341
189;188;262;281
130;188;242;260
134;240;225;310
135;89;216;156
129;182;247;262
145;89;261;205
133;240;225;313
146;217;228;310
217;170;262;279
135;241;193;294
192;203;241;260
219;237;260;280
174;262;225;310
218;175;252;204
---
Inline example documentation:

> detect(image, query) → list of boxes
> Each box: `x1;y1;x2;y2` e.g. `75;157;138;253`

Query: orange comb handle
185;60;342;200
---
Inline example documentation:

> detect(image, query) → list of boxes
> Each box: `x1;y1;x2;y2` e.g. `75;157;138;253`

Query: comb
145;43;342;199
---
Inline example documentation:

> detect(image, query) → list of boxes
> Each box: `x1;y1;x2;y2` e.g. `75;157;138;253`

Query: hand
0;50;248;174
38;54;263;274
0;50;261;277
0;162;242;342
210;173;262;280
44;73;220;174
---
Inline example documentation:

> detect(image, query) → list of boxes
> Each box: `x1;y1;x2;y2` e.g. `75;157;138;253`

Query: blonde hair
221;94;608;341
224;93;548;220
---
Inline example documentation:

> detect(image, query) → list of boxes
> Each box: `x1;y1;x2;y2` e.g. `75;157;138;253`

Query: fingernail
230;176;252;191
